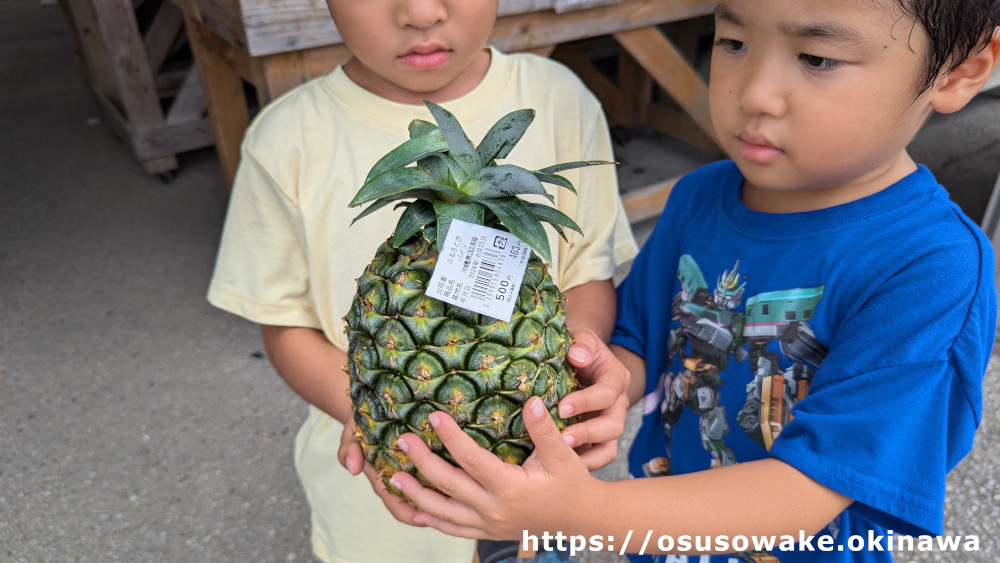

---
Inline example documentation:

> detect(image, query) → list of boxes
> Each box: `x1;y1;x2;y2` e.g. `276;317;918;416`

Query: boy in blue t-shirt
384;0;1000;561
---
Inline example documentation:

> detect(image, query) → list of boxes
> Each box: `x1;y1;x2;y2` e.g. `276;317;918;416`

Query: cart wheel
159;171;176;184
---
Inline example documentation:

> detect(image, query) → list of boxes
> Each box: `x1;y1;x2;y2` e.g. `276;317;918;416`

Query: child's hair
894;0;1000;92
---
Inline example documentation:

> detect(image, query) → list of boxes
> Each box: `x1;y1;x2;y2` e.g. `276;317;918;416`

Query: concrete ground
2;2;998;562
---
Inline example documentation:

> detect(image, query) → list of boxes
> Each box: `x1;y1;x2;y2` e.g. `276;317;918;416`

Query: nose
396;0;448;29
738;57;788;118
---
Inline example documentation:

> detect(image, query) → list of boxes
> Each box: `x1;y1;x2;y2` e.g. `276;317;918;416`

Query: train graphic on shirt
642;254;828;478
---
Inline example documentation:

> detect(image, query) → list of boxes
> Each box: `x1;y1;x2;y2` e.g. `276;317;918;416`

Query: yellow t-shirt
208;48;637;563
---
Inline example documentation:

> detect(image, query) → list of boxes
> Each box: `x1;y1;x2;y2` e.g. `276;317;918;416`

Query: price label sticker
426;220;532;322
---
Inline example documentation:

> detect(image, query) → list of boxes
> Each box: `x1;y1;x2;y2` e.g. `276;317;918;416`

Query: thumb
523;397;575;466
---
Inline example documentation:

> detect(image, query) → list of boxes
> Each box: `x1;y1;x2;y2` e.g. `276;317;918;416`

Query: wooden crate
59;0;215;178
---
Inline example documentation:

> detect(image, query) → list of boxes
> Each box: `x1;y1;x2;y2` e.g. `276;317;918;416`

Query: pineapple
345;101;605;489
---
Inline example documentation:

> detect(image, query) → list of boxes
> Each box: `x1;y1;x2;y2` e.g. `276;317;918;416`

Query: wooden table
174;0;718;221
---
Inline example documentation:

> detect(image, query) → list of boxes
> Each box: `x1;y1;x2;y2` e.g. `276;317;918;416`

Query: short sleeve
207;146;322;329
768;226;996;536
552;93;638;291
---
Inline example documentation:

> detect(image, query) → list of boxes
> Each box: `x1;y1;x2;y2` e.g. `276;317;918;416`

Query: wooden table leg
613;25;716;145
253;44;353;104
182;14;248;187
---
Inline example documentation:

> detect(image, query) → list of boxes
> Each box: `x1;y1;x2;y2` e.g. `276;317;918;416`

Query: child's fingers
337;422;365;475
389;467;485;533
522;396;577;468
399;414;503;495
575;440;619;470
558;373;622;418
559;337;628;420
362;463;421;525
566;330;600;369
412;509;489;540
561;408;626;450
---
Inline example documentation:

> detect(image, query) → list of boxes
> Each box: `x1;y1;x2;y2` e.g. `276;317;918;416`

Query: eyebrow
714;3;742;26
715;2;865;44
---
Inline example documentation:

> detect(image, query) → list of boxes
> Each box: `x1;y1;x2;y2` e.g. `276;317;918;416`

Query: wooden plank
242;0;337;56
183;13;250;185
144;0;185;75
253;43;351;102
181;0;248;51
554;0;620;13
154;66;189;97
92;0;169;135
622;176;678;224
60;0;119;96
490;0;716;52
300;43;353;79
95;89;181;172
551;43;624;121
165;67;207;125
135;115;216;156
523;45;556;57
645;104;719;154
617;47;652;128
613;26;716;143
232;0;566;57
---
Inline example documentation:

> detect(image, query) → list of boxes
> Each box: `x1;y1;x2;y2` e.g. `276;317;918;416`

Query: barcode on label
470;249;501;301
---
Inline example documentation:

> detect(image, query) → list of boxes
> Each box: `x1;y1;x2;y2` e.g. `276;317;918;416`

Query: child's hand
338;417;366;476
390;397;598;540
557;329;631;470
338;417;423;526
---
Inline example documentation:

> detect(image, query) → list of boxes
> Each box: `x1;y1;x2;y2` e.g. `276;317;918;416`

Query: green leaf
351;167;436;206
476;109;535;163
537;160;615;175
481;197;552;264
418;154;451;185
408;119;438;138
531;171;577;195
393;201;436;246
432;201;486;249
524;202;582;236
425;101;480;180
364;131;448;182
461;165;553;202
423;153;469;189
351;189;439;225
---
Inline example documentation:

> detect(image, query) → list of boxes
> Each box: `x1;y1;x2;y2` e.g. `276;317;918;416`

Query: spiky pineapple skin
345;229;579;488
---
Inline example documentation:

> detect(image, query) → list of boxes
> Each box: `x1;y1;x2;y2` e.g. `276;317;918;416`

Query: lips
737;133;783;165
399;45;451;69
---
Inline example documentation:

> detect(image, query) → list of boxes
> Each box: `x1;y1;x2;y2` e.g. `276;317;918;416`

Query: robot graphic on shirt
642;254;828;478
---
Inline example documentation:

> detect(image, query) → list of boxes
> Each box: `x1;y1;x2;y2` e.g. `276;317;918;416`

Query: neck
741;152;919;213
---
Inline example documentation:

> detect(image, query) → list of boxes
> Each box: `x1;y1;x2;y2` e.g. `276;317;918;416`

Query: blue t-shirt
611;161;996;562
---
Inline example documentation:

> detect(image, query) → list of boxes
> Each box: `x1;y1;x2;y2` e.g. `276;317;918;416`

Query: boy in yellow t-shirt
206;1;638;561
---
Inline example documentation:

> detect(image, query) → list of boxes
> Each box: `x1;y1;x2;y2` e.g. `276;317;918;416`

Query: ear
930;32;1000;114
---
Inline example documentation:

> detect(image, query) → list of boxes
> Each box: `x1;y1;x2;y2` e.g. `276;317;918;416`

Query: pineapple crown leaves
349;100;613;264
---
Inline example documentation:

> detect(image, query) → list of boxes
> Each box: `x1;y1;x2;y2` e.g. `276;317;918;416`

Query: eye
713;38;746;54
799;53;842;71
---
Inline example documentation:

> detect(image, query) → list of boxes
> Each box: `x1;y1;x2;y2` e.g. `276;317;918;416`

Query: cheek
708;88;738;136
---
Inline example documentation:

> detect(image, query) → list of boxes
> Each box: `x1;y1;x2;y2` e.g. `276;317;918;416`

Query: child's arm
563;279;616;341
394;403;849;553
390;346;850;553
260;325;351;422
